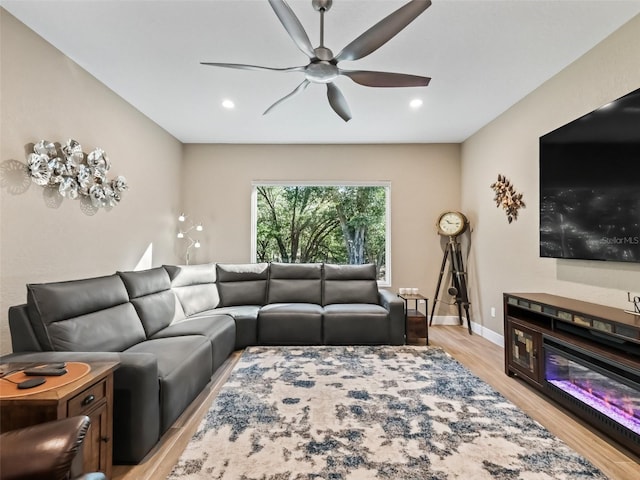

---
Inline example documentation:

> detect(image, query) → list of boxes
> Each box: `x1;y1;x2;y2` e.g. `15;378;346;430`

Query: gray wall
461;14;640;339
0;10;183;353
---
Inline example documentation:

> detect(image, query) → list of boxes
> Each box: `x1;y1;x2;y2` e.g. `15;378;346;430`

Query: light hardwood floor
112;326;640;480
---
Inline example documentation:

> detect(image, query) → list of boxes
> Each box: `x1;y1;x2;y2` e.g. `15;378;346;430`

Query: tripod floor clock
429;211;473;335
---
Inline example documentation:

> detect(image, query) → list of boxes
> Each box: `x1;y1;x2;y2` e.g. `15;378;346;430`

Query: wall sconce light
177;213;203;264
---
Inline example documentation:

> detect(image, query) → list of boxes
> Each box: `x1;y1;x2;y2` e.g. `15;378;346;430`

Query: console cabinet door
505;318;544;387
83;401;109;475
67;371;114;478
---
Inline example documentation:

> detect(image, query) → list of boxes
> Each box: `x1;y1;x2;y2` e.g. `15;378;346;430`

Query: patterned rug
168;346;607;479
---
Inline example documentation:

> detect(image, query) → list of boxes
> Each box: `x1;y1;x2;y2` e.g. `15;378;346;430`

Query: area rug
168;346;607;479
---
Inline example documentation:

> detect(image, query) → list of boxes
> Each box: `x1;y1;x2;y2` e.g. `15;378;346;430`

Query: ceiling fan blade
263;79;311;115
268;0;315;59
326;83;352;122
201;62;306;73
340;69;430;87
336;0;431;62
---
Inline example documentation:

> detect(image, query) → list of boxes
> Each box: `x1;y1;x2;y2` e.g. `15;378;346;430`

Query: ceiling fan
202;0;432;122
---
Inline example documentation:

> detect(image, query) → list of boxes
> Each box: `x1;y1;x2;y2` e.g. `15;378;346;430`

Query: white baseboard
430;315;504;348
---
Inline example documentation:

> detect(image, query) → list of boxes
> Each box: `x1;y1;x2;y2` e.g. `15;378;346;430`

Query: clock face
437;211;467;236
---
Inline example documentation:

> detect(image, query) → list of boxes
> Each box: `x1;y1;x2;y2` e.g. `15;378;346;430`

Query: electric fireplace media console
504;292;640;456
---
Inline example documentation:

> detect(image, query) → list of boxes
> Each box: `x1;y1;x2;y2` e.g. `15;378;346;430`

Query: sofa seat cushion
258;303;323;345
125;336;212;432
322;303;390;345
151;314;236;371
199;306;260;349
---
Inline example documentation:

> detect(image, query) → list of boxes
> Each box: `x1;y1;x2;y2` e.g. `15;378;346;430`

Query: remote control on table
24;367;67;376
17;377;46;389
45;362;66;369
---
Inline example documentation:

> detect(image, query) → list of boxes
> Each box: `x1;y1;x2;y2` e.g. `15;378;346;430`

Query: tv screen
539;87;640;263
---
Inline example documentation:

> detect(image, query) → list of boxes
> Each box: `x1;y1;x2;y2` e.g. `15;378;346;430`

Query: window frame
251;180;392;287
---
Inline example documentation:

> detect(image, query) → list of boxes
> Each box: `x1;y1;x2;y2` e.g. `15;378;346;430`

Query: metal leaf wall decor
26;139;128;209
490;174;525;223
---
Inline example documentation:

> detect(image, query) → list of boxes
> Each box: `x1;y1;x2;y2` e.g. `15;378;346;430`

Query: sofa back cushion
164;263;219;316
323;263;379;305
26;274;145;351
267;263;322;304
217;263;268;307
118;267;182;337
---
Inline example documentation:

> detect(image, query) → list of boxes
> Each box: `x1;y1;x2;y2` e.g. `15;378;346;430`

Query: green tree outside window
253;183;390;283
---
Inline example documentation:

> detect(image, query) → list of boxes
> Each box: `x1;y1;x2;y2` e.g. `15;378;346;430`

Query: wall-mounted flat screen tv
539;87;640;263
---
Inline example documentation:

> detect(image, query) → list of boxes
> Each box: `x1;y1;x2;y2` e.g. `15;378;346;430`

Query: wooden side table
0;361;119;479
399;293;429;345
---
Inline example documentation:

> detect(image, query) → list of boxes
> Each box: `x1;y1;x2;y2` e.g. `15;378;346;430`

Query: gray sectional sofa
4;262;405;464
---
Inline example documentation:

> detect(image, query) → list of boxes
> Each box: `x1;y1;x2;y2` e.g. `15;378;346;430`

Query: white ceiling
3;0;640;144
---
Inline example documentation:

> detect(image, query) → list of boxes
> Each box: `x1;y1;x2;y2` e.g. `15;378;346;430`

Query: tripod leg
446;241;462;326
452;243;472;335
429;247;449;326
455;290;464;326
464;304;473;335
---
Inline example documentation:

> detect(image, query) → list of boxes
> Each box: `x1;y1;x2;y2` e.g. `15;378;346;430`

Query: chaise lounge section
4;262;405;464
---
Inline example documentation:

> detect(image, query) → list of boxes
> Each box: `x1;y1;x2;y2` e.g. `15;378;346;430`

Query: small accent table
0;361;119;479
399;293;429;345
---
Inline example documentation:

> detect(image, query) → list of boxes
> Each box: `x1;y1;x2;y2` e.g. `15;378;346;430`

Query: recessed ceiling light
221;99;235;109
410;98;423;109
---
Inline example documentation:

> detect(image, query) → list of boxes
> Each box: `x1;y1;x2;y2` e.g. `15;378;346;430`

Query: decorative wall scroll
490;174;525;223
26;139;128;209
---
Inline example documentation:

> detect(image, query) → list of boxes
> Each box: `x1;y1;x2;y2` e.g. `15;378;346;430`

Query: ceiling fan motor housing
306;61;338;83
312;0;333;12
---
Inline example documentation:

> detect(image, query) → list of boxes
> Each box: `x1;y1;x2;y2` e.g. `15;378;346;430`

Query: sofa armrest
0;350;160;464
379;289;405;345
110;352;160;463
8;304;43;352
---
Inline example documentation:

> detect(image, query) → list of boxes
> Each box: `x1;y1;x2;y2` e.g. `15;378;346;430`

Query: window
251;181;391;285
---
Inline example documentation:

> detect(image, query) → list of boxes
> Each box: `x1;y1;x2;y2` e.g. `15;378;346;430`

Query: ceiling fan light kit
202;0;432;121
